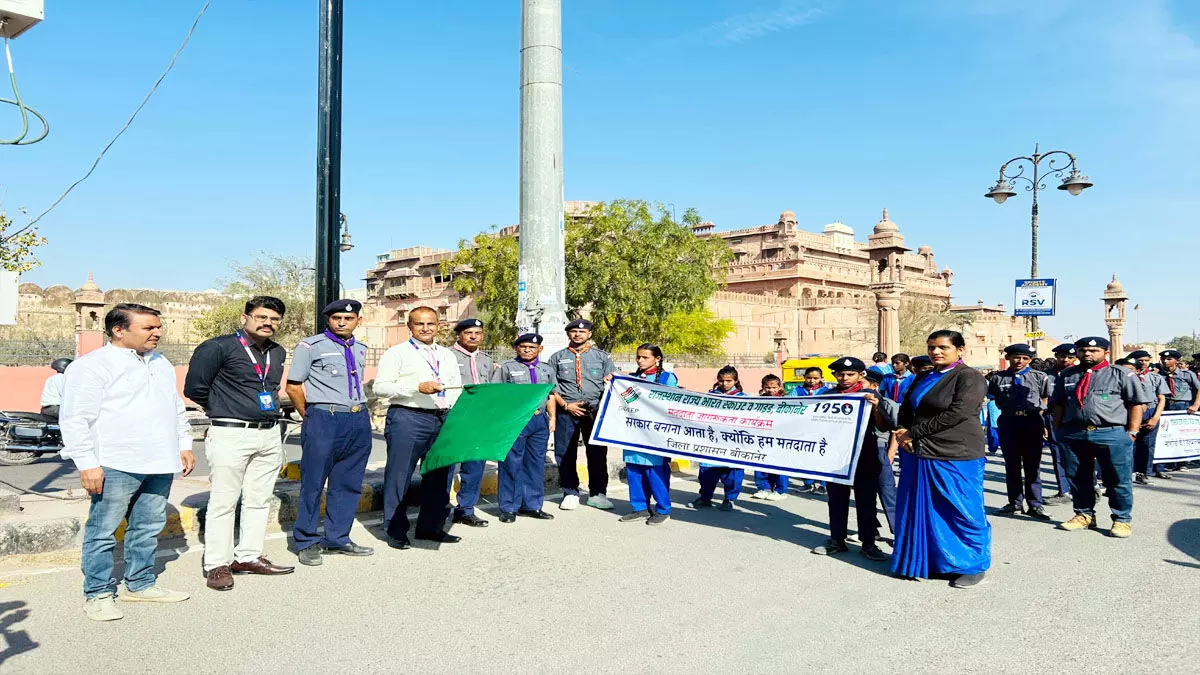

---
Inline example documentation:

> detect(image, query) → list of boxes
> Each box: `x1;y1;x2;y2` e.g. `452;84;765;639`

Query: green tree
1166;335;1200;356
194;253;315;349
630;307;734;356
898;297;974;355
442;228;519;349
0;209;47;273
445;201;733;352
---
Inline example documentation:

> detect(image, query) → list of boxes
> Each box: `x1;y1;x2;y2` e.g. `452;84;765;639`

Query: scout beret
1004;343;1035;357
454;318;484;333
513;333;543;346
864;369;884;384
1192;353;1200;360
1073;336;1110;350
322;299;361;316
565;319;593;331
1114;357;1135;367
1128;350;1151;359
1160;349;1183;359
1051;344;1077;356
910;355;932;368
831;356;866;372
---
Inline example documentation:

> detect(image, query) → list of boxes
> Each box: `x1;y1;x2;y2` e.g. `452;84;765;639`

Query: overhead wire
1;32;49;145
6;0;213;241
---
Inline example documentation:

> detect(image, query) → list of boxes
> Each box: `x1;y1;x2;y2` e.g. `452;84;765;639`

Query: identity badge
258;392;277;411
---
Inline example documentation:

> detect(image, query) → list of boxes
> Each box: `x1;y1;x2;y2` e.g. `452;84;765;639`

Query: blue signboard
1013;278;1056;317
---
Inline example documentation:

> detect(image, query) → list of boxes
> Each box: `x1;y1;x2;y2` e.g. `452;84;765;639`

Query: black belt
390;405;448;419
1071;423;1122;431
211;419;278;429
309;403;366;414
1007;410;1041;417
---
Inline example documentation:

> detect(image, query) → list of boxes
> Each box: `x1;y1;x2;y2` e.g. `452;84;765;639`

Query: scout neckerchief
452;342;482;384
516;355;540;384
1135;366;1151;384
890;371;909;400
235;331;274;410
835;381;865;394
1075;360;1110;406
637;366;669;386
1164;366;1178;398
568;343;590;388
409;338;448;408
323;329;362;401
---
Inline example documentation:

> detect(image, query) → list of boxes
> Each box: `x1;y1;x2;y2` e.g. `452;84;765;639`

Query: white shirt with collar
59;344;191;474
373;338;463;409
40;373;65;407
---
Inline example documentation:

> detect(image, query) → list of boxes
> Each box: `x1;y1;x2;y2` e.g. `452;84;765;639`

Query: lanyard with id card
236;331;276;412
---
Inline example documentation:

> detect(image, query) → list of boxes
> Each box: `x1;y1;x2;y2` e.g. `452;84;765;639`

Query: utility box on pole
517;0;569;354
0;0;43;39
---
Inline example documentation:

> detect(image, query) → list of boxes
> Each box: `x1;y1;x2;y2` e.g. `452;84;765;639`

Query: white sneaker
85;593;124;621
587;494;614;510
751;490;771;499
560;494;579;510
122;585;191;603
766;491;787;501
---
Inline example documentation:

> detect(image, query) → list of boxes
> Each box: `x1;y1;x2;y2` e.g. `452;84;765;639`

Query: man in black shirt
184;296;294;591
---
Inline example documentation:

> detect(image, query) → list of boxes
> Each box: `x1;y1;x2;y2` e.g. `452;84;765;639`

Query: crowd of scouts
56;295;1196;620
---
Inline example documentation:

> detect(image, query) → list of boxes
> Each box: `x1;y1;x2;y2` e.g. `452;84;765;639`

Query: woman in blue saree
892;330;991;588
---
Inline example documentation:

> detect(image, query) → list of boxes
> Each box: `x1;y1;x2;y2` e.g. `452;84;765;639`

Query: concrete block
0;517;82;556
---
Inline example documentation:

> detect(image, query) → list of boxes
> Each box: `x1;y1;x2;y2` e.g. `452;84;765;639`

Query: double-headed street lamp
985;143;1093;336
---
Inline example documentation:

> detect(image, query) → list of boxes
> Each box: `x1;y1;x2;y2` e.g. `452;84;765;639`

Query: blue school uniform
880;371;914;404
624;370;677;514
698;388;747;502
791;385;831;487
754;391;789;494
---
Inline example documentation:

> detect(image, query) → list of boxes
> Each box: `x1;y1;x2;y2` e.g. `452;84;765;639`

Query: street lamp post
984;143;1093;340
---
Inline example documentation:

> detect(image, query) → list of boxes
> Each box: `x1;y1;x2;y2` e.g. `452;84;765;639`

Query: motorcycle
0;409;64;466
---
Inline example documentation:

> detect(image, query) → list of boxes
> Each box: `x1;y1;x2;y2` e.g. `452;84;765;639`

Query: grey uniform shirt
1052;364;1150;428
1162;368;1200;403
987;368;1053;412
492;359;556;414
1135;370;1170;406
548;346;615;405
289;333;369;406
870;395;899;446
452;346;495;385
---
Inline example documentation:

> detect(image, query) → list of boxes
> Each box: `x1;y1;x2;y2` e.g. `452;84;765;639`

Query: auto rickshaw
779;355;840;395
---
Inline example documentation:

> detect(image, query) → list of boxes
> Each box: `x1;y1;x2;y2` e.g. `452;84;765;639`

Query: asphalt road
0;456;1198;673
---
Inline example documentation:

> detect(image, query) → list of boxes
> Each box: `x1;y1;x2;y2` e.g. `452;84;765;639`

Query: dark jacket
899;363;987;461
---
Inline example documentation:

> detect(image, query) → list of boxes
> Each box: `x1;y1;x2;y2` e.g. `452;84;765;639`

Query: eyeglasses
249;315;282;324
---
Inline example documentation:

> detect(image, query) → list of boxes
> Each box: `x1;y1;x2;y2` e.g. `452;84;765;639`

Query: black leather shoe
1153;471;1173;480
387;536;411;550
995;503;1021;515
517;509;555;520
322;541;374;556
414;531;462;544
453;513;489;528
1134;473;1149;485
1044;493;1072;505
499;512;517;523
297;546;324;566
1026;505;1051;520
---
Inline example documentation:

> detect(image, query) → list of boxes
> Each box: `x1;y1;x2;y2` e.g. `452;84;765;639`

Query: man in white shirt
59;304;195;622
39;357;72;419
373;306;463;549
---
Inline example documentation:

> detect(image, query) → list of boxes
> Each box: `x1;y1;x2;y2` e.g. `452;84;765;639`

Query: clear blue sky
4;0;1197;343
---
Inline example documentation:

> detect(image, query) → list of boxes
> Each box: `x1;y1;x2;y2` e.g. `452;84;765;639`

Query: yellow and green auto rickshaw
780;355;840;395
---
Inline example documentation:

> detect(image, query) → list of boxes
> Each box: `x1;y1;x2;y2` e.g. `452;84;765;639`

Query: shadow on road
1165;517;1200;569
0;601;38;665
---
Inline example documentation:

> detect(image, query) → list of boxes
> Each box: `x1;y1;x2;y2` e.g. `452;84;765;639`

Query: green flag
421;382;554;474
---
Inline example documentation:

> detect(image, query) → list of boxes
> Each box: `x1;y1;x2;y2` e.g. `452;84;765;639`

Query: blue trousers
383;407;452;538
553;408;609;496
698;466;744;502
628;458;672;514
81;468;172;598
753;472;789;493
499;412;550;513
827;439;894;544
1062;427;1134;522
1043;414;1072;494
1133;407;1160;475
294;408;373;549
998;413;1045;508
448;461;486;518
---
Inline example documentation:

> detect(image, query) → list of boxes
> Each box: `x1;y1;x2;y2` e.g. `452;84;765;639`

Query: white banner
1153;411;1200;464
590;375;872;485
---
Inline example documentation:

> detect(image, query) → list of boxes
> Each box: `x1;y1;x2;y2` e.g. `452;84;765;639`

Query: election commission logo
619;385;642;414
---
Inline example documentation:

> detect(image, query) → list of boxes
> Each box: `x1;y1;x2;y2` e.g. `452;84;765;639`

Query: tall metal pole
314;0;344;333
1029;144;1040;337
518;0;569;353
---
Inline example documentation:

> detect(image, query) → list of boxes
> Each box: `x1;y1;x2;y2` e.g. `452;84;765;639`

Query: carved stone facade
1103;274;1128;359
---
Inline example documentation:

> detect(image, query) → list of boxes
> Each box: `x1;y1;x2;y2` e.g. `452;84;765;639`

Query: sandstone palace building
358;204;1026;364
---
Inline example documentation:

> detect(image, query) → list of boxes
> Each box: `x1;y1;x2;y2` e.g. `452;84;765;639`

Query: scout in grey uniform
549;318;616;511
1051;336;1148;538
285;299;375;566
1156;349;1200;472
447;317;495;527
987;343;1054;519
1129;350;1170;483
491;333;557;523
